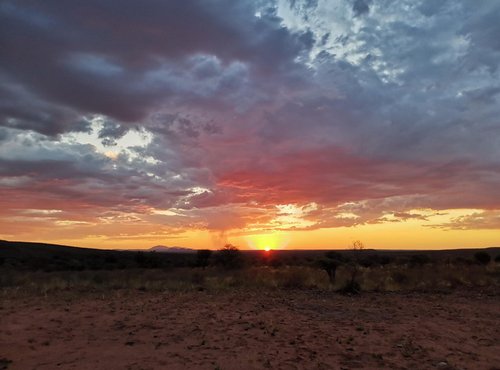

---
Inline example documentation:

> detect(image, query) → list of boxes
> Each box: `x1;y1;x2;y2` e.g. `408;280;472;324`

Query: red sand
1;290;499;369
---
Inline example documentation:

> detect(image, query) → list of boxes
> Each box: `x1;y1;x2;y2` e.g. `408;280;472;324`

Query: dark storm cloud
0;0;313;134
98;121;129;146
0;76;92;136
352;0;371;16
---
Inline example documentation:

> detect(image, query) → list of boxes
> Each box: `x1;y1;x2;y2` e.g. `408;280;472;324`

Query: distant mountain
149;245;195;253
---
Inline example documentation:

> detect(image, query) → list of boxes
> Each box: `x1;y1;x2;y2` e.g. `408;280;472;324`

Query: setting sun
245;233;290;251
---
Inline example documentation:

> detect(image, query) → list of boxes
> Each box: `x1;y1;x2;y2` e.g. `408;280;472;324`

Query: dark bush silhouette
409;254;431;267
317;251;348;284
338;278;361;295
135;251;146;266
105;255;117;264
359;257;375;268
196;249;212;268
474;252;491;265
359;254;394;267
215;244;243;269
325;251;344;261
281;268;309;289
392;271;409;284
379;255;394;265
318;258;340;284
134;251;163;268
453;256;473;265
319;251;346;284
269;258;283;268
0;357;13;369
495;255;500;263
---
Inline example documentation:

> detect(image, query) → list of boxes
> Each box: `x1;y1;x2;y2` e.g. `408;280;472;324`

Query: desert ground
1;289;499;370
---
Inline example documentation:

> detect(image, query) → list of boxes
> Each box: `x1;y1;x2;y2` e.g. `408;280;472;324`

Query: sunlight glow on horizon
1;208;499;251
245;232;291;251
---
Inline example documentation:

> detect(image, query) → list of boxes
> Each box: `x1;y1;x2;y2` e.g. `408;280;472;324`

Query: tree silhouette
215;244;243;269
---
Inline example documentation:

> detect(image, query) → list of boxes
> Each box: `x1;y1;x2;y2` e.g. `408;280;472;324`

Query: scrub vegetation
1;240;499;295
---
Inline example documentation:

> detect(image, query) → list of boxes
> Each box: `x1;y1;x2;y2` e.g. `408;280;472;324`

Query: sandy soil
1;289;499;370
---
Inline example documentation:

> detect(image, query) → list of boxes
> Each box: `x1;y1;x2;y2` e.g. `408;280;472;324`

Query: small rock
436;361;448;369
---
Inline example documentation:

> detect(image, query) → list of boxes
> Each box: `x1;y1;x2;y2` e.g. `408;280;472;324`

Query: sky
1;0;499;250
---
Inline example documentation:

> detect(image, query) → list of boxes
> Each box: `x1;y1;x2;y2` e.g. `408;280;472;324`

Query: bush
495;255;500;263
195;249;212;268
338;279;361;295
474;252;491;265
391;271;409;284
409;254;431;267
325;251;345;262
359;254;394;267
454;256;474;265
269;258;283;268
280;268;310;289
105;255;117;264
134;252;163;268
318;258;339;284
318;251;346;284
215;244;244;269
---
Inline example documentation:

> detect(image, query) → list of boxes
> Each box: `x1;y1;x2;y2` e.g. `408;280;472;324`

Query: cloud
429;211;500;230
0;0;499;241
98;121;129;146
352;0;371;17
0;0;313;133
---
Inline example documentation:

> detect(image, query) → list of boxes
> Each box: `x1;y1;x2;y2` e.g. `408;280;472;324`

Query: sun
245;233;290;251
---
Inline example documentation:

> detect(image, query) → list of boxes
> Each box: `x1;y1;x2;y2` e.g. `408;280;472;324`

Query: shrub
318;251;346;284
359;257;375;268
359;254;394;267
409;254;431;267
195;249;212;268
134;251;162;268
495;255;500;263
318;258;339;284
338;279;361;295
105;255;117;264
379;255;394;265
269;258;283;268
215;244;244;269
474;252;491;265
191;271;205;285
454;256;474;265
391;271;409;285
325;251;345;261
0;357;12;369
280;268;310;289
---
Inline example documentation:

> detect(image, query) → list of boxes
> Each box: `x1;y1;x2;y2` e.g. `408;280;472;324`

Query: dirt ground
1;289;499;370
